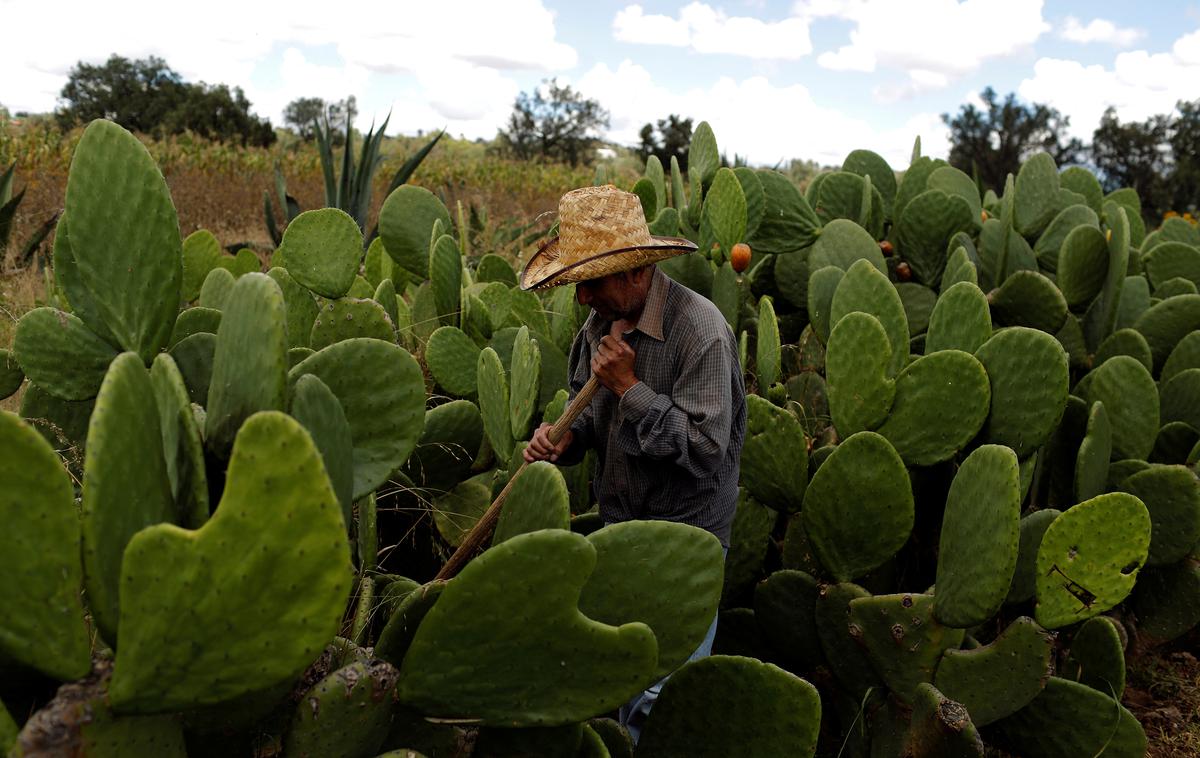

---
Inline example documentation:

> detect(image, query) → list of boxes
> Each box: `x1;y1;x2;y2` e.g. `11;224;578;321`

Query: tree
283;96;358;145
941;87;1085;193
637;115;693;173
56;54;275;146
283;97;327;139
1168;100;1200;215
1091;106;1171;216
1091;99;1200;219
496;79;609;166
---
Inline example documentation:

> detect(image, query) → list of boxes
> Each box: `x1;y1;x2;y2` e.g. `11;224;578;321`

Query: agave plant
0;160;59;266
264;108;444;246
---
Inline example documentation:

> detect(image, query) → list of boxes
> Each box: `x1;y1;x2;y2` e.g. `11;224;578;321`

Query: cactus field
1;116;1199;757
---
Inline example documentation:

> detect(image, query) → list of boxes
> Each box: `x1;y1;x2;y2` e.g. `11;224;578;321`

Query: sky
3;0;1200;168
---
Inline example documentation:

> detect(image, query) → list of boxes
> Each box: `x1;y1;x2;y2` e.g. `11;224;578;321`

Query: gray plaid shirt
559;266;746;547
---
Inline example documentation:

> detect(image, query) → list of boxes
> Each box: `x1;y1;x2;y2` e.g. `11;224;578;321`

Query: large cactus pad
110;411;353;713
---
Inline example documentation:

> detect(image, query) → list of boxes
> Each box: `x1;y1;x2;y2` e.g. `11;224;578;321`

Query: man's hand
524;423;574;463
592;334;638;396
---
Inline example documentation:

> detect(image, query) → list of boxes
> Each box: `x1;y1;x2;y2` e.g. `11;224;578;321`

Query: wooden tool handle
434;376;601;581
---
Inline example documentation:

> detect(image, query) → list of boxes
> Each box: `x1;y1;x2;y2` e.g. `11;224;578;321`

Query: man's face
575;270;642;321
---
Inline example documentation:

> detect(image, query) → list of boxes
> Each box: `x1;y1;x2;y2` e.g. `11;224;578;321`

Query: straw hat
520;185;697;290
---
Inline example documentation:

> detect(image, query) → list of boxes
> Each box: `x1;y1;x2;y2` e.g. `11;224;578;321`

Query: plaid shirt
559;266;746;547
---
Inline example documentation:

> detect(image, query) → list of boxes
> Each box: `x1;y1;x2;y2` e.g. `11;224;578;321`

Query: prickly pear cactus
109;411;353;713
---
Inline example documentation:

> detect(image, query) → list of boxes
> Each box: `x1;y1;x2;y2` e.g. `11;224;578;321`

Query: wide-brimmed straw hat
520;185;697;290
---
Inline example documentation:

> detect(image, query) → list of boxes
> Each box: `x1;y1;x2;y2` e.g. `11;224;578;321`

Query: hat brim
520;235;698;291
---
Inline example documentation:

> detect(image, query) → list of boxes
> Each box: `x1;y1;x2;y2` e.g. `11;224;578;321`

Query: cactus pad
1094;328;1153;374
1062;616;1125;698
1033;204;1099;271
754;570;823;671
933;616;1052;726
875;349;991;466
279;208;362;298
509;326;541;440
289;338;426;499
1134;293;1200;372
993;677;1145;758
110;411;353;713
402;399;483;493
477;346;514;464
757;295;781;389
905;682;985;757
1130;559;1200;643
1035;493;1150;628
267;266;319;350
282;659;399;758
149;354;209;529
397;529;657;726
810;218;886;274
181;229;222;303
167;306;221;348
64;119;182;362
988;270;1068;333
168;332;215;405
0;348;23;400
13;307;118;400
1074;401;1112;503
198;266;235;310
1077;355;1159;460
309;297;396;351
0;411;91;681
204;273;288;459
934;445;1021;628
576;520;723;682
848;593;965;703
895;189;975;285
830;258;909;376
1055;225;1109;307
431;474;493;546
803;432;913;581
1120;464;1200;566
636;655;821;758
290;374;355;526
925;281;991;354
493;461;570;543
739;394;808;512
974;327;1069;459
81;353;176;644
379;185;451;279
425;326;481;398
826;311;894;437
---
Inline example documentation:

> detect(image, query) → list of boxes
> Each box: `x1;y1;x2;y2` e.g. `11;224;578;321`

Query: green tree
282;97;327;139
1168;99;1200;215
283;96;357;145
1090;106;1171;217
637;114;693;172
942;87;1084;193
496;79;609;166
56;54;275;146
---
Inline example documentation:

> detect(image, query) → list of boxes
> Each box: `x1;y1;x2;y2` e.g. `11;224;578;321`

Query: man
520;185;747;742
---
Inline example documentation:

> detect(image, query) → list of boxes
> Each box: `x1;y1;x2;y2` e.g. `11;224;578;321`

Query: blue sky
4;0;1199;168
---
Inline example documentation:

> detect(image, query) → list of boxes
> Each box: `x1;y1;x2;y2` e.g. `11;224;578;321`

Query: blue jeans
617;546;727;744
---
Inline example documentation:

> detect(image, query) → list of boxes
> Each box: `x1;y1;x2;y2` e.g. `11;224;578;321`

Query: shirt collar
581;266;670;346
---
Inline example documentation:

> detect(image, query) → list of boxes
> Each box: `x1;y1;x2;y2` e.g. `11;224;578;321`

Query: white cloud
798;0;1049;99
613;3;812;59
0;0;573;135
1060;17;1145;48
613;5;691;44
577;59;947;167
1017;26;1200;139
